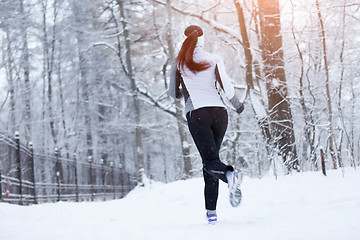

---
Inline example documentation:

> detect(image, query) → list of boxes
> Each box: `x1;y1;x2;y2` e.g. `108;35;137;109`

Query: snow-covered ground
1;168;360;240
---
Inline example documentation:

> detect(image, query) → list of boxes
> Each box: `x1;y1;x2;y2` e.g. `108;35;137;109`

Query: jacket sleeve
168;61;182;99
216;58;244;113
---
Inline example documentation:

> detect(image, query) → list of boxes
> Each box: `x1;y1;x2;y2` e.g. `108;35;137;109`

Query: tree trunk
4;29;16;135
117;0;145;185
315;0;339;169
42;0;58;147
42;0;59;147
233;0;254;91
20;0;32;142
56;37;70;158
290;0;317;170
257;0;298;171
234;0;276;166
72;0;93;158
164;0;192;179
337;0;355;167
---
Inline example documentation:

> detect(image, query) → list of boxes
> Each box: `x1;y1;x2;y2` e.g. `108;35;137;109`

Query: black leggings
186;107;233;210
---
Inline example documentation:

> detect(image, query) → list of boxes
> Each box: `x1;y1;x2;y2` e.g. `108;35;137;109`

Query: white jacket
168;46;243;114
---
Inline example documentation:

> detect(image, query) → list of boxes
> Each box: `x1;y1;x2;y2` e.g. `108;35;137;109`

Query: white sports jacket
168;46;243;114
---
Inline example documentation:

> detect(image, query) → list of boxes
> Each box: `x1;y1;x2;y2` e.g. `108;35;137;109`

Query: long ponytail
177;25;210;74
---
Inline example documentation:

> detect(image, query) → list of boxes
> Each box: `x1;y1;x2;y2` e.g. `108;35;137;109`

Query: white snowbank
1;168;360;240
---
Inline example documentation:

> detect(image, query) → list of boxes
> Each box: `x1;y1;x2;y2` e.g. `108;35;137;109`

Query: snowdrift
1;169;360;240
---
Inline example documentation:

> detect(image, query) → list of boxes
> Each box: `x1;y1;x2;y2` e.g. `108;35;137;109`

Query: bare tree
336;0;355;168
71;0;94;158
41;0;60;147
163;0;193;179
3;29;16;135
289;0;317;170
315;0;340;169
19;0;32;142
257;0;298;171
116;0;145;185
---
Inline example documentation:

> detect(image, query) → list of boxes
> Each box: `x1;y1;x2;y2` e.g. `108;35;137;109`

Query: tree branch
137;87;181;119
153;0;244;46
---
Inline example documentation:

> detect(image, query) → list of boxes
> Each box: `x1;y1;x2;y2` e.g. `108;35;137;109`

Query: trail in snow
1;169;360;240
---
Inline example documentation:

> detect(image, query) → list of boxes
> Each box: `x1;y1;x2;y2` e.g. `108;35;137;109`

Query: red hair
177;26;210;74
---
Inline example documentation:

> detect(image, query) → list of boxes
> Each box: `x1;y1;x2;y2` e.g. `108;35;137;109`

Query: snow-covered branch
153;0;244;46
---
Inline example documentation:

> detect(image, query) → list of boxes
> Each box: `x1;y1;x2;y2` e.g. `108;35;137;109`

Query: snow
1;168;360;240
250;89;267;118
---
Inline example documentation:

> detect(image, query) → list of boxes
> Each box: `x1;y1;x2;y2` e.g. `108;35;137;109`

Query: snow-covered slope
1;169;360;240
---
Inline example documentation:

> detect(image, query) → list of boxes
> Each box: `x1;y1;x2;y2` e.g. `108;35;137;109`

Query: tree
41;0;60;147
3;28;16;136
314;0;341;170
71;0;94;158
19;0;32;142
164;0;192;179
116;0;145;185
289;0;317;170
257;0;299;171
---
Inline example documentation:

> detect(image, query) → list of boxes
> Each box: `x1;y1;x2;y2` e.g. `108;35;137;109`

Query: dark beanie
184;25;203;37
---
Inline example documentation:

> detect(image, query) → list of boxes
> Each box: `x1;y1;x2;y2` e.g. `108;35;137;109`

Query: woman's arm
168;61;182;99
216;58;244;113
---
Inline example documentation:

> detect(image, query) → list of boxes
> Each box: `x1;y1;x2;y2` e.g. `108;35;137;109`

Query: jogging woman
168;25;244;224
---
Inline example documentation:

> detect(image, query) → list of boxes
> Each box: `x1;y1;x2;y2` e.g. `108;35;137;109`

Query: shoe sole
229;171;243;207
230;188;242;207
206;215;217;224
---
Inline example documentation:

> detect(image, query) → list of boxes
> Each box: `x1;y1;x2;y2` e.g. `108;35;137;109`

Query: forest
0;0;359;191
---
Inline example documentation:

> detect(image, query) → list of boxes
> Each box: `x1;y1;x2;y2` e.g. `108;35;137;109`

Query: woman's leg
187;107;229;180
203;169;218;210
187;107;232;210
212;107;228;152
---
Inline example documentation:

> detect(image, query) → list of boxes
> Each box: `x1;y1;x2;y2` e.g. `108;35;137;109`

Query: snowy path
1;169;360;240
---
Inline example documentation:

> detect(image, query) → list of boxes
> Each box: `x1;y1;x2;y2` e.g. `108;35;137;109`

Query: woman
168;25;244;224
